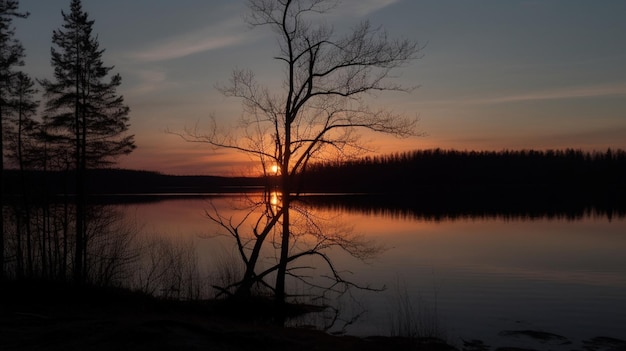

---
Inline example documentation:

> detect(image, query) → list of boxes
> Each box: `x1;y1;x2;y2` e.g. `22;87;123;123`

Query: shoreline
1;281;624;351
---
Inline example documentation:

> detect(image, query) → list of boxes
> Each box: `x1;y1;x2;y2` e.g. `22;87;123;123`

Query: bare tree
184;0;421;317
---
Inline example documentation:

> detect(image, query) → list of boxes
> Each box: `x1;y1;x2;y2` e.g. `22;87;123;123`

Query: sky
14;0;626;175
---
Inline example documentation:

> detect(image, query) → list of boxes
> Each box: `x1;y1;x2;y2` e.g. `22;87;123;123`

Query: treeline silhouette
5;148;624;203
294;149;626;220
3;168;263;200
298;148;626;195
3;147;625;284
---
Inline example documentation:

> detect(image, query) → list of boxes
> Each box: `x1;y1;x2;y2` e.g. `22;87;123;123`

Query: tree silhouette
0;0;29;280
40;0;135;283
5;72;38;170
184;0;421;318
4;72;38;278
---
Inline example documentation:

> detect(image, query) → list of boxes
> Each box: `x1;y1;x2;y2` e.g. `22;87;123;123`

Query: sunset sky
15;0;626;175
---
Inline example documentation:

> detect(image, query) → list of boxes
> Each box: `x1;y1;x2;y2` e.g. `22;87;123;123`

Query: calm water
119;195;626;344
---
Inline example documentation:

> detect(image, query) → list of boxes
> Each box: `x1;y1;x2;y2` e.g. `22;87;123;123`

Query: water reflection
120;194;626;340
116;194;626;343
299;194;626;222
100;192;626;223
270;191;282;212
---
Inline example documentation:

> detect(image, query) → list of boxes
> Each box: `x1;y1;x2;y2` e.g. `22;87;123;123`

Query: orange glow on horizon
116;129;626;177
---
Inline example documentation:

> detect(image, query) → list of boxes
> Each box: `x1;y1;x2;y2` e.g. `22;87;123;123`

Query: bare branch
180;0;422;309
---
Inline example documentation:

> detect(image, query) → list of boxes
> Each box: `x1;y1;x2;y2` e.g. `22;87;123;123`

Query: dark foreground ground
0;280;456;351
1;281;624;351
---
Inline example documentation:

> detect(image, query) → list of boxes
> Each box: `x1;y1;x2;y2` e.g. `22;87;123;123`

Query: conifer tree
6;72;38;170
41;0;135;282
0;0;28;280
5;72;38;279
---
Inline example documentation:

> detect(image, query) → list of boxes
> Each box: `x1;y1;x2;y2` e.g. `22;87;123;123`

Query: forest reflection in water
118;193;626;342
298;193;626;222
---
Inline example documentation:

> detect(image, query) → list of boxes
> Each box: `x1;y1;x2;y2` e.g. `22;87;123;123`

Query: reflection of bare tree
181;0;421;317
206;194;383;299
204;194;282;297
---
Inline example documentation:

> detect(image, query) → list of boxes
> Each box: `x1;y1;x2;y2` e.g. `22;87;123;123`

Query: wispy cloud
129;18;249;62
475;83;626;105
421;83;626;107
127;69;175;95
335;0;400;17
128;1;400;63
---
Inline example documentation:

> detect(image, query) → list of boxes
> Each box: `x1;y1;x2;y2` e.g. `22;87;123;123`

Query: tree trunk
236;240;265;297
73;55;83;284
274;159;292;323
15;212;24;279
234;197;284;297
275;196;290;305
0;106;4;281
17;108;33;277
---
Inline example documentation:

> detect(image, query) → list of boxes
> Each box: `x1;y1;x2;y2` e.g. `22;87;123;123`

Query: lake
118;194;626;346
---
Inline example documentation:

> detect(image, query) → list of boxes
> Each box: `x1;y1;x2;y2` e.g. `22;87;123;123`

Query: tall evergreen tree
5;72;38;279
40;0;135;283
6;72;38;170
0;0;29;280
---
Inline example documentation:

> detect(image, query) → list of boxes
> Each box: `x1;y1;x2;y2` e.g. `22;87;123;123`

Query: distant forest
5;148;626;200
2;169;262;200
295;148;626;218
3;148;625;284
297;148;626;193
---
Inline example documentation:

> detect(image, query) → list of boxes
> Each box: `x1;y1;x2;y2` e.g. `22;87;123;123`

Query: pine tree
6;72;38;170
3;72;38;279
0;0;29;280
41;0;135;283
